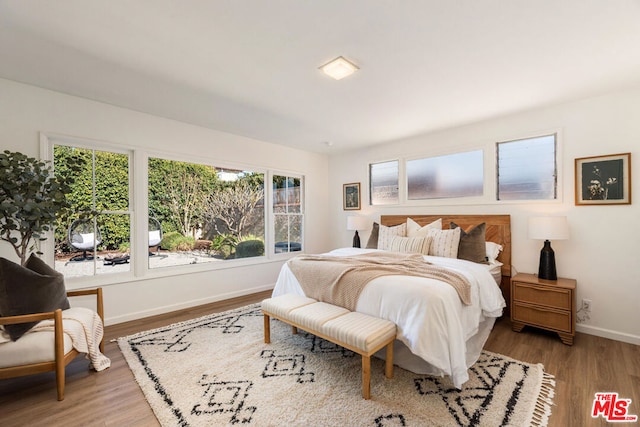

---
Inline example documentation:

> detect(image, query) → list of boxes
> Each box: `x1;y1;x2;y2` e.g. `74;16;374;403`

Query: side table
510;272;576;345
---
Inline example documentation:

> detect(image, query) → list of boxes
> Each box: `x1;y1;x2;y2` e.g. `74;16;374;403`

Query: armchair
0;288;105;401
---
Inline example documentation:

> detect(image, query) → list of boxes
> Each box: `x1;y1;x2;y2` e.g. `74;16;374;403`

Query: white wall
3;76;639;344
328;87;640;345
0;78;331;325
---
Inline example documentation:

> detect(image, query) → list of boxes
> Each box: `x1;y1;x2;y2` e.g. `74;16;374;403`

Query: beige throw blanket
31;307;111;371
287;252;472;311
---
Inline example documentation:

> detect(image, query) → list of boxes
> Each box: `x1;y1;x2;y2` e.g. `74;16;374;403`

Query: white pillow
388;235;432;255
406;217;442;237
149;230;161;245
486;241;503;262
427;227;461;258
487;260;504;285
80;233;95;245
377;223;407;250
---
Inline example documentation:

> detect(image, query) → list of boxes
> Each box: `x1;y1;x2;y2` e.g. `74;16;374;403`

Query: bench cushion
288;302;350;332
321;312;396;352
261;294;317;318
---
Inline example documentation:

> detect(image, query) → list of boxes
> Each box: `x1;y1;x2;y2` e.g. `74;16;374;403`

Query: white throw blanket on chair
31;306;111;371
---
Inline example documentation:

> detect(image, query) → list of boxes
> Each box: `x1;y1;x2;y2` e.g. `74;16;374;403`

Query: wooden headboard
381;214;512;307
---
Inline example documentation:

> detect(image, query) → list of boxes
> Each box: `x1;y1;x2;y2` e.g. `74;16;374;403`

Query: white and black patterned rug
118;304;555;426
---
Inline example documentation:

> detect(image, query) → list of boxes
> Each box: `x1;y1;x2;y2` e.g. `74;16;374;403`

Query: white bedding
272;247;506;388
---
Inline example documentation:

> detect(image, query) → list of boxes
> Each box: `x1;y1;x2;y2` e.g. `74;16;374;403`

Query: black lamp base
352;231;361;248
538;240;557;280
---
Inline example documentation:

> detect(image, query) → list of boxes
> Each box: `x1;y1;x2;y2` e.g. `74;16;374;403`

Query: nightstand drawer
513;282;571;310
512;303;571;333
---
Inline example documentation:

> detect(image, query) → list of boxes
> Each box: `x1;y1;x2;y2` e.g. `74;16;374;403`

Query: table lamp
528;216;569;280
347;216;369;248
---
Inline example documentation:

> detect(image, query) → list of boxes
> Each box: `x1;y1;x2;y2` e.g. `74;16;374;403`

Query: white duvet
272;247;506;388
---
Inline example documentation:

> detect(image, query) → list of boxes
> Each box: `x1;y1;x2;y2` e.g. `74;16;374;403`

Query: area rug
118;304;555;426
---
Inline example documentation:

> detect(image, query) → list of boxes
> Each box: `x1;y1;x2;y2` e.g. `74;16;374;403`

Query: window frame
406;149;484;200
496;133;560;202
44;134;135;285
145;154;269;268
365;129;562;208
368;159;400;206
269;171;305;257
40;133;305;290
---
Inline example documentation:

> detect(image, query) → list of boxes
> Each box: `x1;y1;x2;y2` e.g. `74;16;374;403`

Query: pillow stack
364;217;502;263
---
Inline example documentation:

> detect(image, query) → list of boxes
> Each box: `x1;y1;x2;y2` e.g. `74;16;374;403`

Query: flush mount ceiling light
319;56;359;80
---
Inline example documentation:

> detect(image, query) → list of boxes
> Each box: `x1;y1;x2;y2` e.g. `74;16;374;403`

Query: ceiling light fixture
319;56;359;80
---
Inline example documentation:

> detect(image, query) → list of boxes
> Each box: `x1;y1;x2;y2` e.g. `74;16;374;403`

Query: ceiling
1;1;640;154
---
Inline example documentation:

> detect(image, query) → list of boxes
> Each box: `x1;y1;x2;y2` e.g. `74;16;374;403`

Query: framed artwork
575;153;631;205
343;182;361;210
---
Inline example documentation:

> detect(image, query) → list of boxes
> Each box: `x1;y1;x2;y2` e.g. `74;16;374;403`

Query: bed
272;214;511;389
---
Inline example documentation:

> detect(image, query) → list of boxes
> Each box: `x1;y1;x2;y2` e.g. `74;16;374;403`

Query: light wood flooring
1;290;638;427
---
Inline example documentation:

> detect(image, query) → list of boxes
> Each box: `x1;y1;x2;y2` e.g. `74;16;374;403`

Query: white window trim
368;158;401;206
365;128;564;208
40;132;305;290
495;130;564;204
268;170;305;258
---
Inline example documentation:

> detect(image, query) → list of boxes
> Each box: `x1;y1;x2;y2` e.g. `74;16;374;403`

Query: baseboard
104;283;274;326
576;324;640;345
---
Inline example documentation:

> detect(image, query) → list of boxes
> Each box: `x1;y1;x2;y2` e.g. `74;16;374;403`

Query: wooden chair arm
0;288;104;352
0;288;103;325
67;287;104;325
66;287;104;352
67;288;100;298
0;310;58;326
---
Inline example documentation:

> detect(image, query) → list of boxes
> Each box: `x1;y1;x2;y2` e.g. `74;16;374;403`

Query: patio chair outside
68;219;102;262
149;216;163;255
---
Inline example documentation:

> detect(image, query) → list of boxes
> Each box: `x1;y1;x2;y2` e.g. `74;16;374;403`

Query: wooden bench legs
263;311;395;400
264;314;271;343
362;354;371;400
361;341;394;400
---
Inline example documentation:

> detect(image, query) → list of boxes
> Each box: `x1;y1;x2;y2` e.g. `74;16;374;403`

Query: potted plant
0;150;83;266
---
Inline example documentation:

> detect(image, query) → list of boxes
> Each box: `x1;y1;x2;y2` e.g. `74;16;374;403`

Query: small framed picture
343;182;361;210
575;153;631;205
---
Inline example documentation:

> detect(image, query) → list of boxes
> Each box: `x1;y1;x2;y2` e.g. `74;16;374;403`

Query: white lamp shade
347;216;369;231
528;216;569;240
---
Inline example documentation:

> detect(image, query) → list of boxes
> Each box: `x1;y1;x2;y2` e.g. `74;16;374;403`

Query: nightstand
510;273;576;345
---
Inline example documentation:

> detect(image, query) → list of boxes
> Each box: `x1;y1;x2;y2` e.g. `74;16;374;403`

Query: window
148;157;266;267
53;144;132;278
47;135;303;282
407;150;483;199
497;134;557;200
273;175;303;253
369;160;399;205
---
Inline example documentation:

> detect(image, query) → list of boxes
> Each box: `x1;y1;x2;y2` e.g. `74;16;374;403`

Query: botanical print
582;159;623;200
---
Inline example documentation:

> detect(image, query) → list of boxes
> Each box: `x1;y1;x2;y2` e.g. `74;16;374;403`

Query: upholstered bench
261;294;396;399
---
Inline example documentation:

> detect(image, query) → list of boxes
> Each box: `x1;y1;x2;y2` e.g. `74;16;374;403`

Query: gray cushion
0;255;69;341
365;222;379;249
451;222;487;264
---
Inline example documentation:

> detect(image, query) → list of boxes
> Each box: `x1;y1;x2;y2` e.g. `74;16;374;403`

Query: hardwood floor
1;291;638;427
